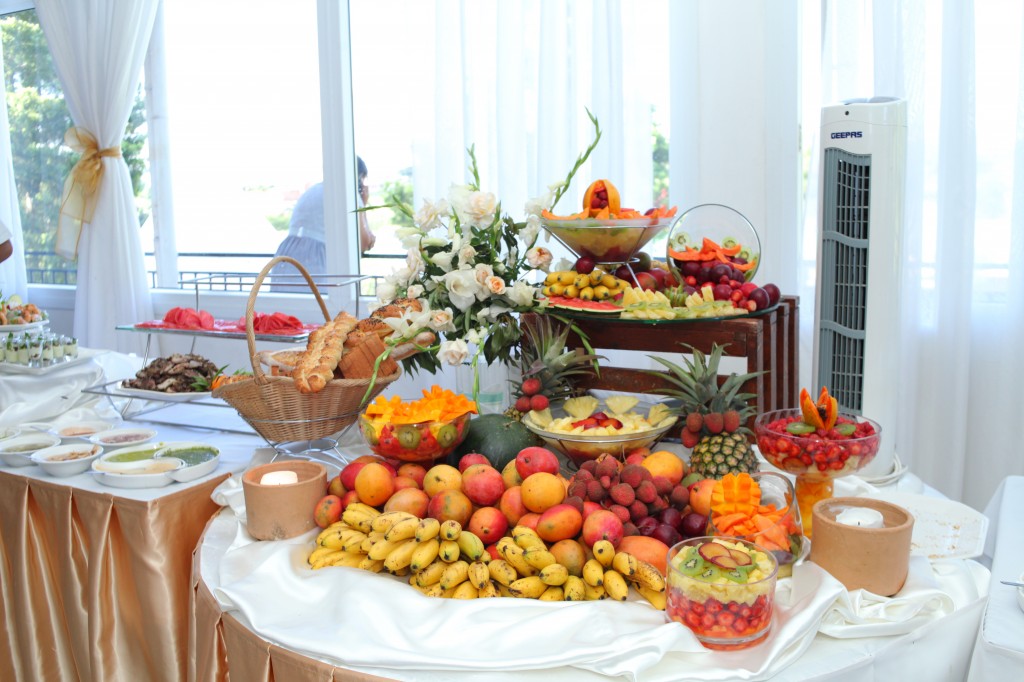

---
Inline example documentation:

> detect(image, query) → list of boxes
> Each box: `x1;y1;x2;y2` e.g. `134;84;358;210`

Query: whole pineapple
650;343;762;478
506;316;602;420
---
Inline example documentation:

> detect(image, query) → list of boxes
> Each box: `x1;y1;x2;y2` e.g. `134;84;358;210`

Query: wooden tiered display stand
524;295;799;436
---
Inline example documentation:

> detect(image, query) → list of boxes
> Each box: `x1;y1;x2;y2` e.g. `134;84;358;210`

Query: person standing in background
270;157;374;289
0;218;12;264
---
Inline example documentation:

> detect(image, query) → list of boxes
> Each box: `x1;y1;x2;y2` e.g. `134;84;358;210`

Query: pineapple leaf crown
515;315;603;401
647;342;763;423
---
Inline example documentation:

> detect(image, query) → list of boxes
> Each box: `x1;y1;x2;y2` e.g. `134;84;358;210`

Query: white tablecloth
199;474;990;681
968;476;1024;680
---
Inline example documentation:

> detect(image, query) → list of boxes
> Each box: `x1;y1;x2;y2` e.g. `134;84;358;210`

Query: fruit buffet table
967;475;1024;679
0;408;267;682
190;461;990;682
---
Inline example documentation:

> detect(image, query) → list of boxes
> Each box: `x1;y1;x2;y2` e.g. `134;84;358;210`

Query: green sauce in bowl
157;446;218;467
106;445;163;463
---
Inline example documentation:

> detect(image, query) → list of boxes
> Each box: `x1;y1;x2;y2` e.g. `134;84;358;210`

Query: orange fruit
354;462;395;507
520;472;566;513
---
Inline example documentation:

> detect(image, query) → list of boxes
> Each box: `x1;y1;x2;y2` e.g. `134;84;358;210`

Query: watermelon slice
544;295;622;314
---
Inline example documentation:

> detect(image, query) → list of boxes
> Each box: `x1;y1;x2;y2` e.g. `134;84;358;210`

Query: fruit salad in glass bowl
666;537;778;650
754;387;882;536
359;387;477;464
521;394;678;467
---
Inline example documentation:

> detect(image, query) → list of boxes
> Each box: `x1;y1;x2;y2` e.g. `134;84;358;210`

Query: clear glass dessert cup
666;536;778;651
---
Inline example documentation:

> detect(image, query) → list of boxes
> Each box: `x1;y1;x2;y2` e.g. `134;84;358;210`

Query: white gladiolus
438;339;470;366
507;280;536;307
443;269;481;311
458;244;477;265
376;279;397;303
406;284;424;299
415;198;449;231
519;215;541;247
431;250;456;272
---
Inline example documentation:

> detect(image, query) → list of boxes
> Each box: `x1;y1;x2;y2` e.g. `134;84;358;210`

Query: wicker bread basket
214;256;400;443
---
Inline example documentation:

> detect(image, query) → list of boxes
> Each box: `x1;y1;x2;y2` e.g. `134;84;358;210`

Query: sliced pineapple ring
528;407;554;428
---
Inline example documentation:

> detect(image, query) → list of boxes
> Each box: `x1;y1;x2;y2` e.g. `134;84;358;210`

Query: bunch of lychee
563;456;694;547
680;409;743;448
513;376;550;413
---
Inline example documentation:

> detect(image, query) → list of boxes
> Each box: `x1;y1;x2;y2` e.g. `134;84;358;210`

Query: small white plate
89;428;158;448
155;442;221;482
0;348;106;375
91;457;186;489
116;381;212;402
862;491;989;560
0;433;62;466
31;443;104;477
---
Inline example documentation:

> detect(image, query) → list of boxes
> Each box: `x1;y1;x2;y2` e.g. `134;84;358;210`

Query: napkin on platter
818;556;970;638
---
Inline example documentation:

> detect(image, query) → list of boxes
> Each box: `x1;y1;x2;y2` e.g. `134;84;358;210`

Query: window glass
156;0;323;283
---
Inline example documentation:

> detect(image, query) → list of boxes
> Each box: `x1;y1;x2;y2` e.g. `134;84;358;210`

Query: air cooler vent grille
817;149;872;413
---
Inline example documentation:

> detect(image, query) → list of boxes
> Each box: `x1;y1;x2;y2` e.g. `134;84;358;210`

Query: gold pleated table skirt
0;470;228;682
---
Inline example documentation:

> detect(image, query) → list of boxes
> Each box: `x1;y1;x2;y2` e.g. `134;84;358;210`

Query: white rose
484;275;506;296
428;308;457;333
438;339;470;366
431;250;456;272
473;263;494;286
406;284;424;299
415;198;449;231
449;184;497;228
376;279;397;303
507;280;536;307
526;246;553;271
458;244;477;265
443;269;481;311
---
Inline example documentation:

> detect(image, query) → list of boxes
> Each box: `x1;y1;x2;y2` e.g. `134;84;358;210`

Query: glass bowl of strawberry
666;537;778;650
358;411;472;463
754;408;882;536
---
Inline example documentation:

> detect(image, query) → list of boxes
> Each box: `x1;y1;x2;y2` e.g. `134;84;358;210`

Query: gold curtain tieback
56;127;122;259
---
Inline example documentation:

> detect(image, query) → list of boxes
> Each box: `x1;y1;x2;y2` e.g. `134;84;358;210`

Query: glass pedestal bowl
359;412;472;464
666;204;762;284
754;409;882;537
541;218;675;267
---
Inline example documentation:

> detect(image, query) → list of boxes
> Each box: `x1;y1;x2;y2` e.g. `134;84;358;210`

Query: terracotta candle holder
242;461;327;541
809;496;914;596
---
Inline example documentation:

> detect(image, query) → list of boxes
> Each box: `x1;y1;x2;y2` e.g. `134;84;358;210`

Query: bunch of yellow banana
311;506;666;608
541;269;631;301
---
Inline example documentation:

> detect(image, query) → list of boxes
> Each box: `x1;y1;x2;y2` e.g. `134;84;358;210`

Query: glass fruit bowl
541;218;675;264
754;409;882;536
706;471;807;578
666;204;761;283
358;411;472;464
666;536;778;650
521;405;677;468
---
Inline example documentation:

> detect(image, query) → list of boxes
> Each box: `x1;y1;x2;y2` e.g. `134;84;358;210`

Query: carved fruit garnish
798;386;839;431
582;179;621;217
728;548;753;566
710;553;740;569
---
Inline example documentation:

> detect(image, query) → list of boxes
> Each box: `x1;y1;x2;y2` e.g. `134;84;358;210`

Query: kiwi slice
396;425;422;449
722;568;750;583
835;423;857;436
361;421;379;446
738;247;753;261
722;237;738;248
786;421;816;435
435;423;459;448
699;565;723;582
680;548;705;576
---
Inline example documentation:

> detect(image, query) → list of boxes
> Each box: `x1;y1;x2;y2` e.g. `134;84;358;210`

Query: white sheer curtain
0;35;27;301
809;0;1024;509
34;0;156;353
415;0;653;234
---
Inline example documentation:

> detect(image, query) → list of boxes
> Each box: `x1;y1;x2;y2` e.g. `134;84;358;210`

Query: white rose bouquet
369;111;603;395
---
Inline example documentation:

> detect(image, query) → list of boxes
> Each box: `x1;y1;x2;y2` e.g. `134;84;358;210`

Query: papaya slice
799;386;840;430
583;179;621;216
799;388;825;429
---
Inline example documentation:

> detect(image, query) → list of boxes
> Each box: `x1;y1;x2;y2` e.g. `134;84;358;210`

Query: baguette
293;312;357;393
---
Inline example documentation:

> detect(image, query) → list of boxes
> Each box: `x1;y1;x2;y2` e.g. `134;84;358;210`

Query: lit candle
260;470;298;486
835;506;885;529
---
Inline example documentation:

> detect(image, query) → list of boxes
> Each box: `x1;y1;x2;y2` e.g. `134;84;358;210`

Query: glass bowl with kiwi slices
358;411;472;464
